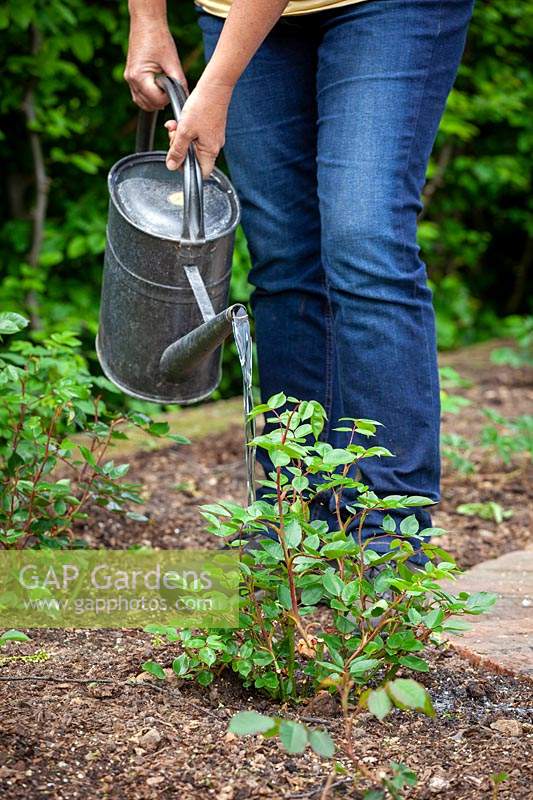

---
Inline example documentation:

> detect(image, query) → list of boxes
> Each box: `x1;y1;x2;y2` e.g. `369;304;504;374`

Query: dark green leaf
141;661;166;680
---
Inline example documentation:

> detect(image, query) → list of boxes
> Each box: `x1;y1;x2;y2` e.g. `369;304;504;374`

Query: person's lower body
198;0;473;564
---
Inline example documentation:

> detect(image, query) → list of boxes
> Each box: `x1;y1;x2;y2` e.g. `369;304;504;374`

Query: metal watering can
96;76;242;404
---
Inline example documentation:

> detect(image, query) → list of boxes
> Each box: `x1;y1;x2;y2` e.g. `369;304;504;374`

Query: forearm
125;0;185;109
200;0;289;88
128;0;168;27
171;0;289;174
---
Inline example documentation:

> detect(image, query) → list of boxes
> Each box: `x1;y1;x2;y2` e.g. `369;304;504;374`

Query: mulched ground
1;345;531;799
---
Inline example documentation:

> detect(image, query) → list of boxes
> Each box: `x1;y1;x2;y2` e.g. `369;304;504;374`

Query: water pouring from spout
231;308;256;507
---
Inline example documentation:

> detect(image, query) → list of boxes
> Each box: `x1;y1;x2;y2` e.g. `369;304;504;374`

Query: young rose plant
0;312;188;549
145;393;496;703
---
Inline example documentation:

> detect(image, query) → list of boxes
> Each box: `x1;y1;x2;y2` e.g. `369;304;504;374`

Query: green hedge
1;0;531;402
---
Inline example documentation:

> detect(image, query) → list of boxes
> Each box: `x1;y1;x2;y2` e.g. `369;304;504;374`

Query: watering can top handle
135;74;205;242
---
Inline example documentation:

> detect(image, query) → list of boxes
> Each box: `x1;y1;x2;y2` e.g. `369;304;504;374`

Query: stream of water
231;310;256;507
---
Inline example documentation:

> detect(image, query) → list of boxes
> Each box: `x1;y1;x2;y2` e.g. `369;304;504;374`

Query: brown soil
1;345;532;799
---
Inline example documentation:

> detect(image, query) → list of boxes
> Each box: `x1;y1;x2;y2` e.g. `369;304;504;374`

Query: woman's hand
164;80;233;178
125;19;186;111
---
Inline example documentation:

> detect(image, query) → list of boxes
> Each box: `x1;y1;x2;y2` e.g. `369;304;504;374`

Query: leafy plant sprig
0;312;188;549
146;394;495;704
228;678;430;800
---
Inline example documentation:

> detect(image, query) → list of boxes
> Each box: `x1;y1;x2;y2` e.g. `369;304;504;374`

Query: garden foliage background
0;0;531;403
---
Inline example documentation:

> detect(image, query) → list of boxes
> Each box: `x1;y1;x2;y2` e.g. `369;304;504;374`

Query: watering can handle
135;75;205;242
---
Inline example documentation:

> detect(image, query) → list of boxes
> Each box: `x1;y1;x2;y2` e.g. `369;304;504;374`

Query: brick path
445;549;533;679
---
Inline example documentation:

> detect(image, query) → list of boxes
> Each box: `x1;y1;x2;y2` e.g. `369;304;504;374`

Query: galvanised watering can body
96;77;241;404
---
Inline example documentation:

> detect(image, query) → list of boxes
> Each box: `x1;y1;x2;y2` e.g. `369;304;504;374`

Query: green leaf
322;448;354;467
422;608;444;629
321;539;357;559
277;584;293;611
316;661;343;675
78;446;97;467
197;670;214;686
464;591;497;614
400;515;420;536
402;496;435;507
398;655;430;672
199;647;216;667
167;434;191;445
408;608;422;625
261;540;285;560
0;629;30;643
366;688;393;721
141;661;166;680
271;450;291;468
126;512;148;522
341;580;359;605
322;571;344;596
457;501;512;524
229;711;276;736
172;654;190;676
441;618;471;632
0;312;29;335
301;585;323;605
309;402;326;438
382;514;396;534
143;622;176;636
67;235;88;259
386;630;423;652
303;533;320;552
70;32;94;62
361;446;394;458
292;475;309;492
267;392;286;409
148;422;170;436
349;657;380;676
308;728;335;758
284;520;302;549
386;678;435;717
279;720;308;754
254;672;279;693
491;772;509;786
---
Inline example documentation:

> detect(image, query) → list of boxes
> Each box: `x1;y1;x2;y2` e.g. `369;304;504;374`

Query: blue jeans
198;0;473;563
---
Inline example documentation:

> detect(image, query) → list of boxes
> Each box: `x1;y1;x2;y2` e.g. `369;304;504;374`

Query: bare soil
1;344;532;799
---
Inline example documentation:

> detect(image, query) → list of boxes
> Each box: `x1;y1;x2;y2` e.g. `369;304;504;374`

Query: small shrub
148;394;495;702
490;316;533;370
228;681;428;798
439;366;472;415
143;394;498;799
440;432;476;475
490;771;509;800
440;363;532;474
456;501;513;524
0;312;188;549
480;409;532;465
442;408;532;476
229;710;335;758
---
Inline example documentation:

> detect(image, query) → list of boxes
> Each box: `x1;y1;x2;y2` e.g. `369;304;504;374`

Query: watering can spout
160;304;247;382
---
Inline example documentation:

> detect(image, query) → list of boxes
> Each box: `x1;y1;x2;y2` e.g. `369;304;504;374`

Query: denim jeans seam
415;4;444;452
395;0;443;459
396;1;443;274
321;276;335;442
